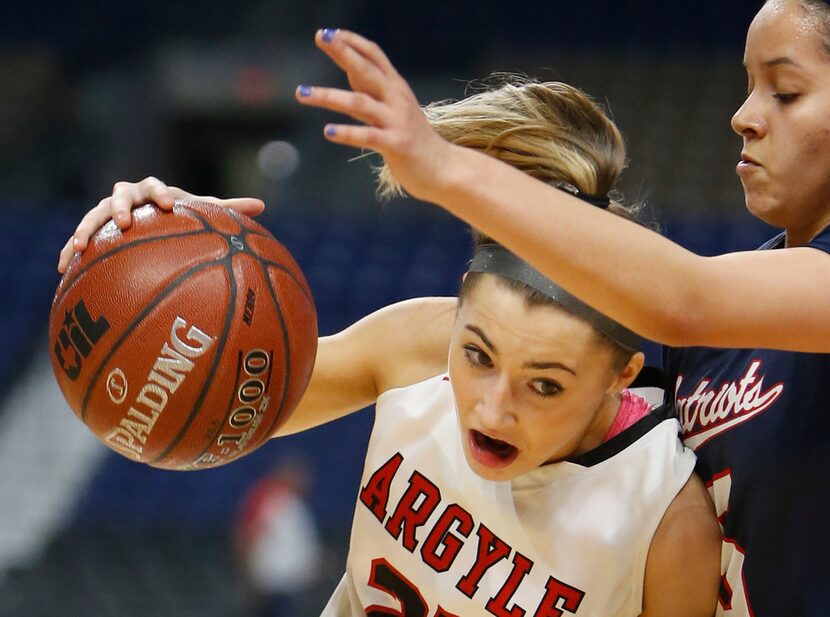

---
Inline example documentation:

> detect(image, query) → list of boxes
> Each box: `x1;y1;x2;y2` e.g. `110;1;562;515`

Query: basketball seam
253;258;296;441
226;208;314;302
54;229;212;307
227;207;269;237
150;258;238;466
80;258;227;423
179;236;310;467
192;350;247;466
187;346;276;467
256;260;314;304
55;203;216;307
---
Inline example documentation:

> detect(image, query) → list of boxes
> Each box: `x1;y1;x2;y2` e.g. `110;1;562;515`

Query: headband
553;181;611;209
467;244;641;352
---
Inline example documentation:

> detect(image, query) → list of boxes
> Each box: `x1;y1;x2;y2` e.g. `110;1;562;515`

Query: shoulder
640;473;721;617
349;296;456;395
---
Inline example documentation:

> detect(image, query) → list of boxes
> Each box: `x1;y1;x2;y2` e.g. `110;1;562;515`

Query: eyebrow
766;56;805;68
743;56;804;69
466;325;497;353
464;325;577;375
523;360;577;375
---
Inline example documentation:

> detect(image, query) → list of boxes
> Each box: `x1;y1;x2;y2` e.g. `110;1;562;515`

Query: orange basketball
49;200;317;470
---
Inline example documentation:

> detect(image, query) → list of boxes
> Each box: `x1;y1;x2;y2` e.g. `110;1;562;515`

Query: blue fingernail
298;85;312;97
321;28;337;43
325;125;337;137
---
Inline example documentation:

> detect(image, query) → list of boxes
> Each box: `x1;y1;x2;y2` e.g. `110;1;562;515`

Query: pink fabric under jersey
602;390;652;442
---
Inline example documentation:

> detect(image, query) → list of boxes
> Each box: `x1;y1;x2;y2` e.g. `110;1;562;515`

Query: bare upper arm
273;296;457;436
640;473;721;617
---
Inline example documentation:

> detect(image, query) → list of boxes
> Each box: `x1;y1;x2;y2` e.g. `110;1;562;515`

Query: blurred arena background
0;1;777;615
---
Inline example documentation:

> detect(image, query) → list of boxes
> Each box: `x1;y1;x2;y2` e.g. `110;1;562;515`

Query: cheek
779;128;830;201
521;405;590;463
569;369;614;404
527;393;599;439
447;347;462;385
811;132;830;187
540;386;609;436
781;111;830;171
448;356;473;412
800;128;830;161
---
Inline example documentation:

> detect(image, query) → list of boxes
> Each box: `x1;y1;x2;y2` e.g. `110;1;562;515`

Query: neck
785;213;830;247
572;393;622;457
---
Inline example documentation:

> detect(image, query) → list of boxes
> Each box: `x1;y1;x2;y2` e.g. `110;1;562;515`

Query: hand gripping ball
48;201;317;470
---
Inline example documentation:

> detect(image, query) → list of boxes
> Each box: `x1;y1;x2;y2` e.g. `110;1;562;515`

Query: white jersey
322;374;695;617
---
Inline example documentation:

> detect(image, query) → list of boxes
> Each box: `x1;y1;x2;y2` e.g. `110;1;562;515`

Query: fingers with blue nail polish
298;85;312;97
321;28;337;43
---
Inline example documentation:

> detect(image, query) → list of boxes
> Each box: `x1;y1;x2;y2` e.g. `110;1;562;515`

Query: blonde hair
379;76;642;365
376;75;636;220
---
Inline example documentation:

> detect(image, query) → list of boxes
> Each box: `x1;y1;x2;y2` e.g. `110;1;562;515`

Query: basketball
48;200;317;470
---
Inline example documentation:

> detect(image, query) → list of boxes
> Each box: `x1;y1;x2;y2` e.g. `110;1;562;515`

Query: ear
606;351;645;395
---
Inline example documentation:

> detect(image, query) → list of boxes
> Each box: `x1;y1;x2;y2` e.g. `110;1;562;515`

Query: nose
731;91;767;139
475;374;518;430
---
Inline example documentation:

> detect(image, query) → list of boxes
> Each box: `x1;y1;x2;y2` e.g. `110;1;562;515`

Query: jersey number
365;558;459;617
707;470;755;617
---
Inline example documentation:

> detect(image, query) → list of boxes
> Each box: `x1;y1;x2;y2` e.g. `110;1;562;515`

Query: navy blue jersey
663;225;830;617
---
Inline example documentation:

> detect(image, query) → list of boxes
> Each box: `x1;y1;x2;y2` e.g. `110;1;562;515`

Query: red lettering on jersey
385;471;442;551
361;459;588;614
533;576;585;617
421;503;475;572
360;453;404;522
456;524;511;598
486;551;534;617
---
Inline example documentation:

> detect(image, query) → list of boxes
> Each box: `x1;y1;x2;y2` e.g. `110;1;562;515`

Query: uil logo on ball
106;368;128;404
53;299;110;381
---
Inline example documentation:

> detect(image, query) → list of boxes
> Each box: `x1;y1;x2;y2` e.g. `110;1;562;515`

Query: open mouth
469;430;519;468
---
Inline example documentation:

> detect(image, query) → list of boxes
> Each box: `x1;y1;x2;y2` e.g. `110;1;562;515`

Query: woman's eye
773;92;799;103
463;345;492;368
531;379;562;398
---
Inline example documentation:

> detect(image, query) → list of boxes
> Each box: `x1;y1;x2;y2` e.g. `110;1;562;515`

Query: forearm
428;145;703;345
272;333;378;437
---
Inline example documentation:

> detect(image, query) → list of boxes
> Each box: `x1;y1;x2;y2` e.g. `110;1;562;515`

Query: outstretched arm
297;28;830;352
274;296;456;436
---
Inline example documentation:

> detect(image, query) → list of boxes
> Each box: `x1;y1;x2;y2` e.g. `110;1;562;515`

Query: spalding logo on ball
48;200;317;470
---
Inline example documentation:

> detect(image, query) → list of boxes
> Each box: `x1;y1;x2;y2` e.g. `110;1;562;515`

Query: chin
463;450;520;482
744;193;785;228
469;463;518;482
